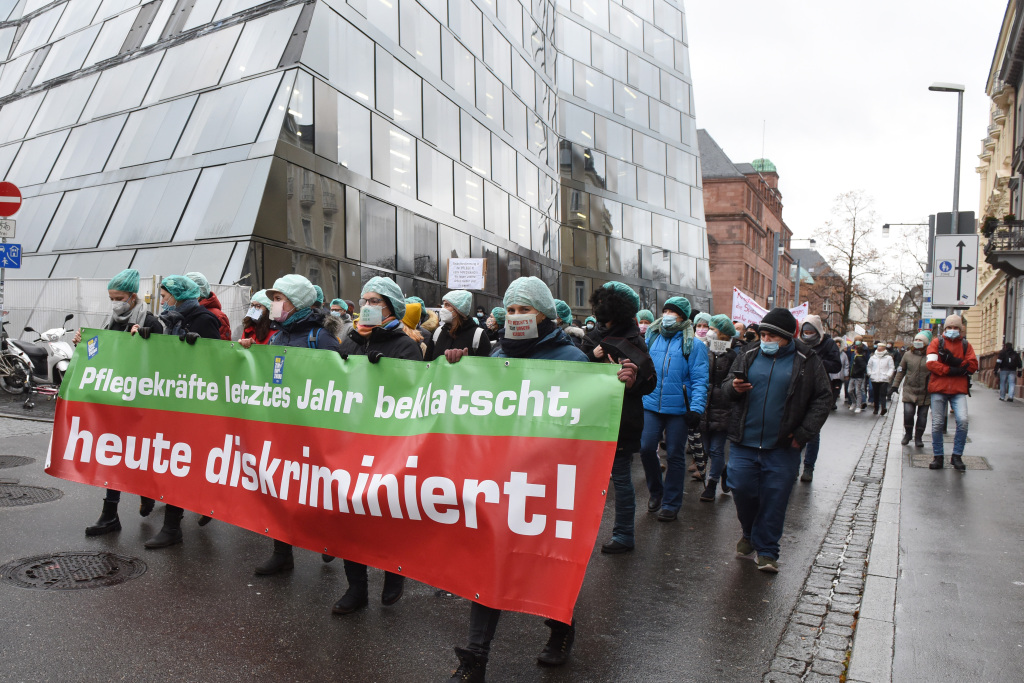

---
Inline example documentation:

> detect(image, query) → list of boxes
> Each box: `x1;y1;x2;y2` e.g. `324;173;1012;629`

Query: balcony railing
984;220;1024;277
989;123;1002;139
300;183;315;206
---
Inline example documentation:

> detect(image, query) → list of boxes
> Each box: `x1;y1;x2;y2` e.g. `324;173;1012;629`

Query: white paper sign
708;339;731;354
447;258;487;290
505;314;539;339
731;288;810;327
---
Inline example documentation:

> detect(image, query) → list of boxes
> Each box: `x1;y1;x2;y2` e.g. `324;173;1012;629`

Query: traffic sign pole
0;182;23;326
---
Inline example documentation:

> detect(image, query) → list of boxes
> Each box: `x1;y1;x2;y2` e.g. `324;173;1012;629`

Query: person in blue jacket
639;296;710;521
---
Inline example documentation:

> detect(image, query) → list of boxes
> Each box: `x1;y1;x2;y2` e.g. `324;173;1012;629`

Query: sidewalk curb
0;410;54;423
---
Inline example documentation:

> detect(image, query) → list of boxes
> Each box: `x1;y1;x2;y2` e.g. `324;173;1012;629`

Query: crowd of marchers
71;267;978;682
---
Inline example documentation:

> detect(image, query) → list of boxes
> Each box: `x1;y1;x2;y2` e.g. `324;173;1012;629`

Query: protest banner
731;288;809;328
48;331;625;623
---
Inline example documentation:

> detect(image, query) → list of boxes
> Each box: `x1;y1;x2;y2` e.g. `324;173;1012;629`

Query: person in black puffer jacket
796;314;843;482
427;290;491;361
250;274;343;577
143;275;222;551
334;276;422;618
580;282;657;555
699;314;740;502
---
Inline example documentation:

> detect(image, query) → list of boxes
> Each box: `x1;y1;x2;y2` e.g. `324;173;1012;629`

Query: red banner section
48;399;616;622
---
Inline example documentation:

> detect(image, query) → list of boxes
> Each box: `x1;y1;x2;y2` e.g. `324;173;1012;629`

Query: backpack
307;328;323;348
434;324;485;352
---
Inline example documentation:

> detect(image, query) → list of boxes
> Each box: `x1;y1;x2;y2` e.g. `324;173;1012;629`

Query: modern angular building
1;0;708;315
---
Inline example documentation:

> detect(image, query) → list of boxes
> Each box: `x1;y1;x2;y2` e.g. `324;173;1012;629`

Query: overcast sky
686;0;1009;245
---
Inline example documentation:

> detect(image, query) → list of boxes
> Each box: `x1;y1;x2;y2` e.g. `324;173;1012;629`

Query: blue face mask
160;302;172;312
944;328;960;339
760;340;780;355
662;314;678;325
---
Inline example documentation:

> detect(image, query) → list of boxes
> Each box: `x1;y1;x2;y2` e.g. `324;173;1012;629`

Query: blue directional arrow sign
0;242;21;268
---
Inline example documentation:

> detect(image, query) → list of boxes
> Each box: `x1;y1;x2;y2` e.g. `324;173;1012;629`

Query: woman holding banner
427;290;491;362
79;268;164;537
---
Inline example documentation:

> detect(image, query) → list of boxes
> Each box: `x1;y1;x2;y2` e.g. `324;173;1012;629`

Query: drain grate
0;455;34;469
0;552;147;591
910;454;991;470
0;484;63;507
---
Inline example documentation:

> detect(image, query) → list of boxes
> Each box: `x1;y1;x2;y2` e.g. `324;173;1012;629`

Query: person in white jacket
867;342;896;416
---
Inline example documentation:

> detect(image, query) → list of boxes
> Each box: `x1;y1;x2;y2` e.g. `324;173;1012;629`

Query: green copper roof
752;158;777;173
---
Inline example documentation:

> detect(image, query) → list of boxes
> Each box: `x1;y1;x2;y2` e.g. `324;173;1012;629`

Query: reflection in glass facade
2;0;708;314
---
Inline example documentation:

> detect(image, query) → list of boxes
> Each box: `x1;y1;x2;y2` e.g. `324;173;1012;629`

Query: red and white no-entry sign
0;182;21;217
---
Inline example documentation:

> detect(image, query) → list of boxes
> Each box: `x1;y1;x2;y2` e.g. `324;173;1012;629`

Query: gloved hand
339;353;349;361
684;411;702;428
178;331;188;343
367;350;384;364
137;327;151;340
938;349;962;366
947;365;968;376
184;332;199;345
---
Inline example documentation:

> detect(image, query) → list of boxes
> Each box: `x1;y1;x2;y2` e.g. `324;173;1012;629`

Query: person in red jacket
925;314;977;471
187;271;232;340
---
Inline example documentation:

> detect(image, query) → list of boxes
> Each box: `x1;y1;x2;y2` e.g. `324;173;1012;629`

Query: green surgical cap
406;296;425;306
503;276;557;320
161;275;201;301
694;312;713;327
491;307;506;326
313;285;324;304
601;281;640;316
554;299;573;325
710;314;737;338
585;316;597;325
251;289;273;310
107;268;140;294
185;272;211;299
443;290;473;317
330;298;347;312
266;274;316;310
637;309;655;323
362;276;406;320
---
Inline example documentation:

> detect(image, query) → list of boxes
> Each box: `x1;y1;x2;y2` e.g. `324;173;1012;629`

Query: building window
575;279;585;307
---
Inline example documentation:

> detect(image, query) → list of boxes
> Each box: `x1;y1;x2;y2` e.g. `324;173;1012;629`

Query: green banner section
62;330;625;441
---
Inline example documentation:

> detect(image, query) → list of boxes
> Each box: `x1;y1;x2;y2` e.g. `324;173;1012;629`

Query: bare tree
813;191;885;333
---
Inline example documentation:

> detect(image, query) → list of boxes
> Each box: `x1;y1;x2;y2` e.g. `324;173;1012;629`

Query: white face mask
438;308;454;324
913;341;924;349
246;306;263;321
359;304;383;327
270;300;290;323
505;313;539;339
111;299;132;316
662;314;678;325
330;311;342;318
705;329;718;341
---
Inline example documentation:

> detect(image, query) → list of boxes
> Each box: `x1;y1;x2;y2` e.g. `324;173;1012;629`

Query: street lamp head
882;223;890;235
928;82;965;93
809;238;816;247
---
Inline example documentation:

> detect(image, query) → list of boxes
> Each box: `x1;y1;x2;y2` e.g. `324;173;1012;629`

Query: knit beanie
402;302;422;329
944;314;963;328
663;296;691;319
759;307;797;340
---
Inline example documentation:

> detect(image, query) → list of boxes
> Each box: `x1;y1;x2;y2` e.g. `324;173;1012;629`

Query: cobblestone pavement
764;410;895;683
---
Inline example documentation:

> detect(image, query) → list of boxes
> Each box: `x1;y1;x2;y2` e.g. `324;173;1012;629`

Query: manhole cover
0;552;147;591
0;484;63;507
0;455;34;469
910;454;991;470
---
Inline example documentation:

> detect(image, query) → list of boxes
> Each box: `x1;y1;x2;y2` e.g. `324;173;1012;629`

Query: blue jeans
704;430;728;482
609;447;636;547
729;443;801;560
931;393;968;456
639;410;690;512
998;370;1015;399
802;432;820;470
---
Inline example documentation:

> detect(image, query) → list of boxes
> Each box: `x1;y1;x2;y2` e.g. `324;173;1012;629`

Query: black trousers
466;602;571;657
903;402;929;432
871;382;890;412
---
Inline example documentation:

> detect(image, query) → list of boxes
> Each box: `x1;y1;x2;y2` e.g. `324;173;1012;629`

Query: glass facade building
1;0;708;314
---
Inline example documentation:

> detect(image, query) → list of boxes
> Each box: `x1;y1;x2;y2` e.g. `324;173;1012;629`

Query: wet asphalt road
0;406;877;683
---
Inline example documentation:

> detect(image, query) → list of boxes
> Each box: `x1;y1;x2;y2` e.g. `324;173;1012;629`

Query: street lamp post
929;81;966;316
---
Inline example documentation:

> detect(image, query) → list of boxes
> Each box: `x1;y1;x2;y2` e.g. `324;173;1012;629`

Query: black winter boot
449;647;487;682
720;466;731;493
333;561;370;614
85;500;121;536
144;505;183;548
901;427;912;445
537;619;575;666
951;454;966;472
139;497;154;517
699;479;718;502
254;540;294;575
914;430;925;448
381;571;405;605
928;456;944;470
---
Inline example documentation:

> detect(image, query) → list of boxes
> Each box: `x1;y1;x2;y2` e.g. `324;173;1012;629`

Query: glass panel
105;95;196;170
52;250;133;278
422;83;459;158
17;254;57;277
7;129;69;186
609;2;642;48
454;165;482;223
574;63;612;110
27;73;99;136
13;4;64;57
644;25;673;66
80;51;162;121
628;52;660;96
127;244;193;279
560;101;594;146
0;141;19;180
460;111;490;177
281;70;313;151
571;0;609;31
33;24;102;86
17;191;62;253
412;214;438;279
54;0;101;40
633;132;665;174
143;24;242;103
38;182;124;251
503;88;526;148
95;0;141;22
389;120;416;197
441;33;475;104
182;0;219;32
334;89;372;177
590;34;625;81
221;4;302;83
365;0;398;43
475;60;502;123
654;0;682;41
175;157;272;240
483;21;511;84
175;71;282;157
417;142;453;214
48;114;126;181
556;16;589;63
438;224;469;282
214;0;273;22
491;136;514;189
449;0;482;58
517;154;538;207
301;5;375;107
0;91;44;144
511;51;534;109
484;182;509;239
614;82;648;126
362;196;396;270
0;26;15;61
141;0;175;47
419;0;446;23
392;58;422;136
0;53;33;97
510;196;530;249
82;8;141;69
100;169;200;246
399;0;441;76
